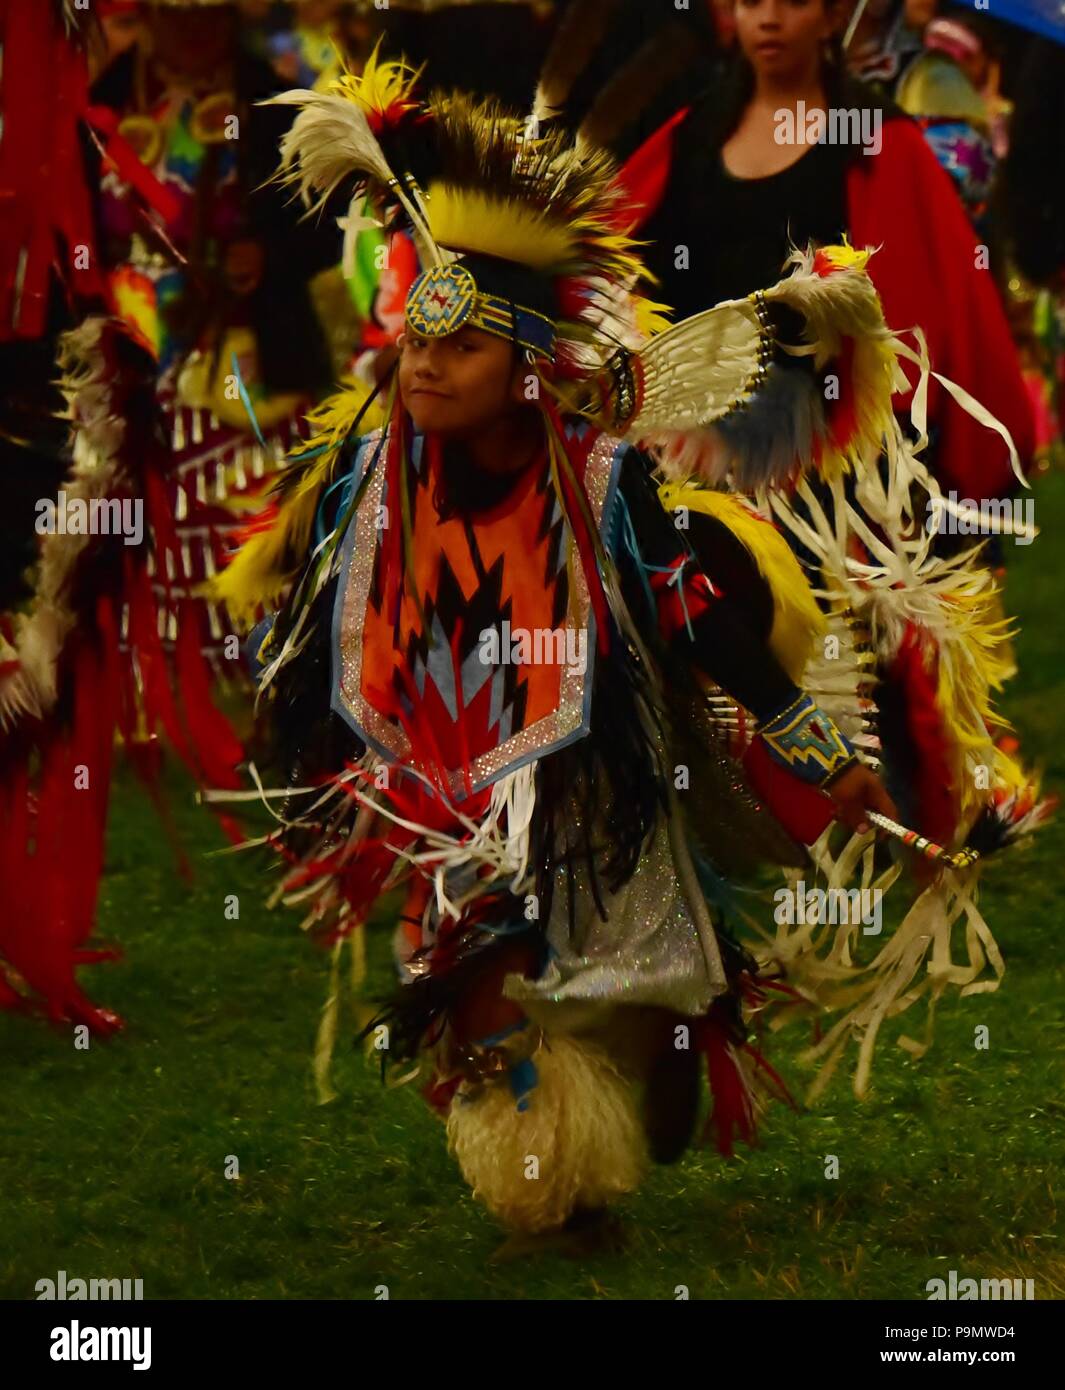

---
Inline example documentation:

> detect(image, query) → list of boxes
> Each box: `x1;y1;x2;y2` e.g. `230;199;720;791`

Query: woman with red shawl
633;0;1034;503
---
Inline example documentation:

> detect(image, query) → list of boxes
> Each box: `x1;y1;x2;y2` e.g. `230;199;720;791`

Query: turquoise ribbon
230;350;267;449
614;489;697;641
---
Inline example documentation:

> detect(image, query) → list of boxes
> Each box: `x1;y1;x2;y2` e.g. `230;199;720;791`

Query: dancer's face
399;327;526;438
732;0;837;82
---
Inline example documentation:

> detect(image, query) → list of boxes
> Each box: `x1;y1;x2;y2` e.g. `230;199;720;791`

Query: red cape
846;117;1033;499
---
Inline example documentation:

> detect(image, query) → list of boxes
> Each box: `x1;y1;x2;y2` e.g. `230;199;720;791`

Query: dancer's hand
826;763;898;836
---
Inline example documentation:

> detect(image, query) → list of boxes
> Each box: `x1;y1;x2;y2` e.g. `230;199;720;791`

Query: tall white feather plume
266;90;393;211
263;90;439;264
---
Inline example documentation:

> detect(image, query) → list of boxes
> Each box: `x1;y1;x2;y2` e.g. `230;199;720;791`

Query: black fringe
356;917;545;1065
531;616;670;948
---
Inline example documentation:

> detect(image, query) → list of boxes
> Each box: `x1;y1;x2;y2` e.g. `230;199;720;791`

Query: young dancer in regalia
217;49;1048;1247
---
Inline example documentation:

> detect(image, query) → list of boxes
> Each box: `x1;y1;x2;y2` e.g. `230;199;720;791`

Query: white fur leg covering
445;1034;648;1233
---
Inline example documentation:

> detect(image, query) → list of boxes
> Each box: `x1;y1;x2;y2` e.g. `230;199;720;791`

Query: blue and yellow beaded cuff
758;693;857;787
405;264;556;360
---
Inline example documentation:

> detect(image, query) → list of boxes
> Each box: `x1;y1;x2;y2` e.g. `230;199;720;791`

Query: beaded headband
405;264;556;361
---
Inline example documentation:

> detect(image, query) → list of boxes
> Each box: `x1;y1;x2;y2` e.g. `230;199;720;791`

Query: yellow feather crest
327;39;422;126
816;239;872;274
633;294;673;340
929;584;1018;817
424;90;647;288
426;184;578;271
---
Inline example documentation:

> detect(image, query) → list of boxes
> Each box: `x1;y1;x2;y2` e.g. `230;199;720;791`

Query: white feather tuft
265;90;398;217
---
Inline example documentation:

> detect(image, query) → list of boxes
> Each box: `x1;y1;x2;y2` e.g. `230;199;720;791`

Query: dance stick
866;810;980;870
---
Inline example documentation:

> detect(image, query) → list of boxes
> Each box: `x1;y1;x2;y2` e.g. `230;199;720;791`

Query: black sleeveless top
640;70;896;317
644;139;849;317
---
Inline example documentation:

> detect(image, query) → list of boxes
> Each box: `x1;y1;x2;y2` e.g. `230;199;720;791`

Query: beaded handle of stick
866;811;980;870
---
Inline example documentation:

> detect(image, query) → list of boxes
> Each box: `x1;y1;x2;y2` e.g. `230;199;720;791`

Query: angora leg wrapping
445;1034;649;1233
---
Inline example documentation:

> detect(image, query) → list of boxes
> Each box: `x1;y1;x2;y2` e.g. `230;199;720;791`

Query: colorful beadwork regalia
0;1;246;1032
0;0;322;1031
219;53;1051;1236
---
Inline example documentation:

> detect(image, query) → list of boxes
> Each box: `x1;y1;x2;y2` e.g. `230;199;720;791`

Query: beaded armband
757;693;857;787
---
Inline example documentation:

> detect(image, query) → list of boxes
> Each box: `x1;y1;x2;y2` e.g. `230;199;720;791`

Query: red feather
610;106;691;232
173;598;243;790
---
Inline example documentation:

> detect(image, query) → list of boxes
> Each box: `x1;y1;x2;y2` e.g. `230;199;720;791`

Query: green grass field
3;476;1064;1302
